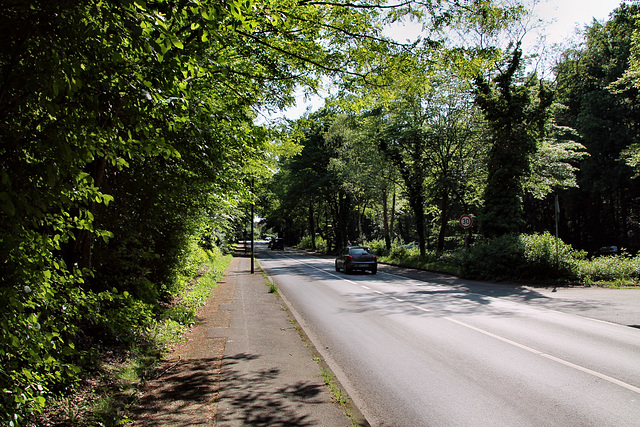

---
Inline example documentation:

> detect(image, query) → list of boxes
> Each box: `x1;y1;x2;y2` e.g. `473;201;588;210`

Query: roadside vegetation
36;245;232;426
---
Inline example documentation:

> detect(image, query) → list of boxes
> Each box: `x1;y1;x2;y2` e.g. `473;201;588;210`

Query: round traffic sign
459;214;473;229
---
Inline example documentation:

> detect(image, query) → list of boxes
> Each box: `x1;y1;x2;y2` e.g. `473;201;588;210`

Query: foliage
524;108;588;199
554;3;640;251
37;246;232;425
613;6;640;176
376;96;431;256
474;45;554;237
297;235;328;254
457;232;585;281
577;254;640;287
154;245;232;350
1;0;386;419
364;239;390;257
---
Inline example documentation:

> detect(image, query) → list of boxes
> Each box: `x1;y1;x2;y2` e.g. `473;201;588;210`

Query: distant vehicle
335;246;377;274
593;245;620;257
270;238;285;250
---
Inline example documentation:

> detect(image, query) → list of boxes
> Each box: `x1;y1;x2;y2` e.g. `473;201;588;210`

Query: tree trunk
382;187;391;250
390;190;396;245
309;200;316;251
408;184;426;257
437;190;448;252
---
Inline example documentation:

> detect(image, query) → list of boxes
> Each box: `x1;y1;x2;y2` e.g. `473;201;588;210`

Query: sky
267;0;630;121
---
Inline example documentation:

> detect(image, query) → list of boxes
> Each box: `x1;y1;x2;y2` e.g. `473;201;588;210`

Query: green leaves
474;46;554;237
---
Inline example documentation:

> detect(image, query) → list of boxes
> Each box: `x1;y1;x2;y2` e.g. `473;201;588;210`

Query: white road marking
445;317;640;395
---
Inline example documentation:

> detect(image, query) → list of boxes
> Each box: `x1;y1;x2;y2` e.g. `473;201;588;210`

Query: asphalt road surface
257;243;640;427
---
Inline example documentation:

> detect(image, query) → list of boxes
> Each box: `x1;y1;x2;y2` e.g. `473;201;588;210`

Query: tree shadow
215;353;327;426
131;357;223;426
131;352;331;426
335;266;605;319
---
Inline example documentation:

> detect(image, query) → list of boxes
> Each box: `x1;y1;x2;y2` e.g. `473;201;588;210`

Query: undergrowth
364;233;640;286
35;245;233;426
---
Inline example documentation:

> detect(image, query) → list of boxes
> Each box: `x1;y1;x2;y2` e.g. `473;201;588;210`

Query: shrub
457;234;525;280
371;240;441;270
577;254;640;285
364;239;389;257
297;235;328;253
519;232;585;280
457;233;585;282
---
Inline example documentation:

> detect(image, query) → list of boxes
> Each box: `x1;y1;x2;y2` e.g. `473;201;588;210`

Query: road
256;244;640;427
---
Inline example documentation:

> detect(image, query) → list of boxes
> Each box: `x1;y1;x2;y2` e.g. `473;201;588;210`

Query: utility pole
251;178;255;274
555;194;560;265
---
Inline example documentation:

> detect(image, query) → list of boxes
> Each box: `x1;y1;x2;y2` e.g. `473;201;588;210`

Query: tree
377;96;431;256
554;4;640;250
474;45;554;237
420;75;487;251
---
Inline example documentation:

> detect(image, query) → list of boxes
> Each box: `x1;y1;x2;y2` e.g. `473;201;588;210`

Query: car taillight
346;255;353;260
372;255;377;259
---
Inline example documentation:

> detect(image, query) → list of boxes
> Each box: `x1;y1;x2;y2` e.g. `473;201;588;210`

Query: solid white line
445;317;640;395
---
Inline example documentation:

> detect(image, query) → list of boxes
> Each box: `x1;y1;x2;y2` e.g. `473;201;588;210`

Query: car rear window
350;248;370;255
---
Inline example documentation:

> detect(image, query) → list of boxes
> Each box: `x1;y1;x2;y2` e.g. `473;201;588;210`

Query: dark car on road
335;246;377;274
270;238;285;250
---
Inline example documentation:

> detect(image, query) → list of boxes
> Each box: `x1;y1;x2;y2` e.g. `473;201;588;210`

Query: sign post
460;215;473;249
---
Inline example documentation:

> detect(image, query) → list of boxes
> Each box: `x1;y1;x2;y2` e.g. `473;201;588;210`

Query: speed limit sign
459;214;473;229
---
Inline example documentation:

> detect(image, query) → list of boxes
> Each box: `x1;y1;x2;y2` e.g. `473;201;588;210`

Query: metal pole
251;178;255;274
555;195;560;265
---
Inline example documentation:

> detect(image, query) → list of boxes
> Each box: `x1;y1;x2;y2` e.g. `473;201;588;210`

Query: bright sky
532;0;627;45
267;0;630;121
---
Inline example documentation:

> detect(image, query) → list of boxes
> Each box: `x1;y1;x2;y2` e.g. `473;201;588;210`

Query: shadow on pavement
131;357;222;426
216;353;326;426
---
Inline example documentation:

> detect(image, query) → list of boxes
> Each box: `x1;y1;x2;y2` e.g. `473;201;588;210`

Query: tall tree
377;96;431;256
554;4;640;250
474;45;554;237
420;75;487;251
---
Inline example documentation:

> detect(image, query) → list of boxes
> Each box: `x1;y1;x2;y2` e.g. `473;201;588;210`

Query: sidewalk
131;249;351;426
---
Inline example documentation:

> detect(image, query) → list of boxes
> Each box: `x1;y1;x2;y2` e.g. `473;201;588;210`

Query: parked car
270;238;285;250
593;245;620;257
335;246;377;274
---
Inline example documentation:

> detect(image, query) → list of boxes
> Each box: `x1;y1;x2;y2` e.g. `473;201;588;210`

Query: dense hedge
362;233;640;286
457;233;586;282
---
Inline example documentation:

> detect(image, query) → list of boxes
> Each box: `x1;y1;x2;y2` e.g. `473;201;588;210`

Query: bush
457;234;525;280
519;233;585;280
369;240;442;271
297;235;328;253
364;239;389;257
457;233;585;282
577;254;640;285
